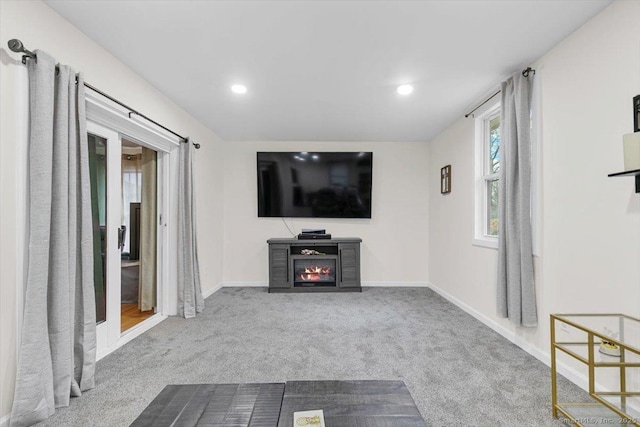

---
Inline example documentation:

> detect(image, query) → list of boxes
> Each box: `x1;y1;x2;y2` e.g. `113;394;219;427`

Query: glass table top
553;314;640;353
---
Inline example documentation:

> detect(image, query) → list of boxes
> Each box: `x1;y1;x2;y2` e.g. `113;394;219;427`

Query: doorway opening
86;94;176;360
120;138;157;332
88;121;164;353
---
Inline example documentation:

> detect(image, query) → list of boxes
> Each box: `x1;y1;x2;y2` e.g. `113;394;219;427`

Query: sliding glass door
87;121;163;357
88;122;122;353
87;133;108;324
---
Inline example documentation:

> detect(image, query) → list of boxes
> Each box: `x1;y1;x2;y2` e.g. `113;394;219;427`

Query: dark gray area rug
39;287;587;426
131;383;285;427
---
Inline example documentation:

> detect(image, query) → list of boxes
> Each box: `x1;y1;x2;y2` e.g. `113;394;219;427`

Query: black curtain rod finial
465;66;536;117
522;67;535;77
183;137;200;150
8;39;36;64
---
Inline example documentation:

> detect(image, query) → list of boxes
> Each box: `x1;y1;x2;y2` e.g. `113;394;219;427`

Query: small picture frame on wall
441;165;451;194
633;95;640;132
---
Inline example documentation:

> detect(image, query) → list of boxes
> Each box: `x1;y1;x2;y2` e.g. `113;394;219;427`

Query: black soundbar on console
297;233;332;240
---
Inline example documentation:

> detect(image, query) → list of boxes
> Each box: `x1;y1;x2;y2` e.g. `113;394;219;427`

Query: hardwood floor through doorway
121;303;154;332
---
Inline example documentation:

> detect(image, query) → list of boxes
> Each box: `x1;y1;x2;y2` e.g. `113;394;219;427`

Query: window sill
472;237;498;250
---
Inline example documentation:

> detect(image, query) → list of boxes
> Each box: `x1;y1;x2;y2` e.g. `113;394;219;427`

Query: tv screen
257;152;373;218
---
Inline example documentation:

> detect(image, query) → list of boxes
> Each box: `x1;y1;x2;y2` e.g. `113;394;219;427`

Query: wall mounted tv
257;152;373;218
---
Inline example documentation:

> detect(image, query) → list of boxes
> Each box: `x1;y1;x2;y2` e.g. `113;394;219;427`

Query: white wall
0;0;225;421
223;141;429;285
428;0;639;379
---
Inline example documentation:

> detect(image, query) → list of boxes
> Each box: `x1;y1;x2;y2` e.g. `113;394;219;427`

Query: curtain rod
464;67;535;118
8;39;200;149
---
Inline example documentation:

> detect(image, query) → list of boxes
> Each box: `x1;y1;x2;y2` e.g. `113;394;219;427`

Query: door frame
86;89;180;360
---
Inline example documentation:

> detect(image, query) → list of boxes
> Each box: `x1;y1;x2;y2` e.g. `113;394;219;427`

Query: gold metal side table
551;314;640;426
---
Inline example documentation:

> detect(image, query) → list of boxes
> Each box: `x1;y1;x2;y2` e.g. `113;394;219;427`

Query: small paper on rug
293;409;325;427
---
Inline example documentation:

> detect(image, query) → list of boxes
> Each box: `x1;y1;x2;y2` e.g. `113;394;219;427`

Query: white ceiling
47;0;612;142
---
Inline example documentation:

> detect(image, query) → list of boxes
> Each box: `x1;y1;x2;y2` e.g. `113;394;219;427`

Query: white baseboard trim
363;281;428;287
220;281;268;288
96;314;168;362
427;282;590;392
202;282;268;299
202;283;224;299
210;281;428;289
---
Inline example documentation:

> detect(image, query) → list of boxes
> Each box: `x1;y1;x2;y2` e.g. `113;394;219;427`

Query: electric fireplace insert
292;257;337;287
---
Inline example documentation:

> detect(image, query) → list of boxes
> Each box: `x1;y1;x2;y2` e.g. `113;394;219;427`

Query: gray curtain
177;139;204;318
497;71;537;327
139;148;157;311
11;51;96;426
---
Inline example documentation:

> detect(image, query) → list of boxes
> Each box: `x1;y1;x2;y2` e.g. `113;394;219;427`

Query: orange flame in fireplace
299;266;332;281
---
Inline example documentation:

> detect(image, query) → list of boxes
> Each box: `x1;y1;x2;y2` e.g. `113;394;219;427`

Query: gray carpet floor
39;287;587;426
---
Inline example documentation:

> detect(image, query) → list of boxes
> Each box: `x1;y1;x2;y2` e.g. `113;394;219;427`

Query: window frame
473;100;501;249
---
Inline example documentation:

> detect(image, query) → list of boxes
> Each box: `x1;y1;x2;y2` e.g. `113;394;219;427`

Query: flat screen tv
257;152;373;218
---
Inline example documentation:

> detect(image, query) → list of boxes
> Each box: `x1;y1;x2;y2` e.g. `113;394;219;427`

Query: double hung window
474;102;500;248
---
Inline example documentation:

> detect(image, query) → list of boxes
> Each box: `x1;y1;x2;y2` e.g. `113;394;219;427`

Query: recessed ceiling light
231;84;247;94
397;84;414;95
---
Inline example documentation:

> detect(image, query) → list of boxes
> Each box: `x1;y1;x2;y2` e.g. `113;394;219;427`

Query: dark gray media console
267;238;362;292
